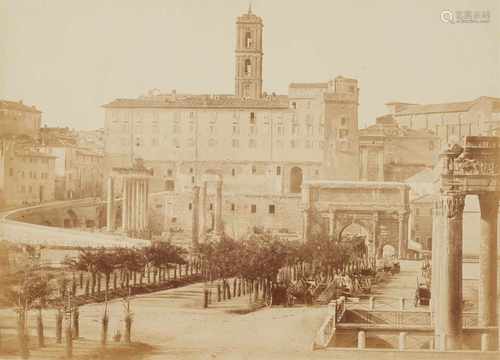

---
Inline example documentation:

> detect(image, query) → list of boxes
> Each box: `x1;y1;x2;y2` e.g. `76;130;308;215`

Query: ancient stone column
122;178;129;232
143;180;147;231
431;200;443;337
131;179;137;233
199;181;208;241
128;179;134;233
478;194;498;351
138;180;144;231
302;183;312;241
106;177;114;231
328;209;336;239
164;200;172;232
214;180;223;235
135;179;141;232
192;186;200;248
398;211;409;259
144;180;149;230
436;192;465;351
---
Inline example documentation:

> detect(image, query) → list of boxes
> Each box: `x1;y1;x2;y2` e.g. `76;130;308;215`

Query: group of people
332;271;372;296
285;269;372;305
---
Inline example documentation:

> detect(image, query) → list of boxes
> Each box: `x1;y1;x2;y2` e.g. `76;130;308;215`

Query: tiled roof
289;83;328;89
103;94;290;109
491;100;500;113
395;101;475;115
393;97;500;116
359;122;436;138
305;180;409;190
0;100;41;113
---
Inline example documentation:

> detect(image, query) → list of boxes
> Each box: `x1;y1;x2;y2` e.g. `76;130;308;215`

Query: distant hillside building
0;100;42;139
386;96;500;145
0;140;56;207
77;128;104;154
39;127;104;200
359;115;438;182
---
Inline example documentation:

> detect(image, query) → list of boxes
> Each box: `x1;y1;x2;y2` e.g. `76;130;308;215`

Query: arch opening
290;167;303;193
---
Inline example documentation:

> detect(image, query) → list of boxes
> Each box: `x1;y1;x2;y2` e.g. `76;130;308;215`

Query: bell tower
235;5;263;99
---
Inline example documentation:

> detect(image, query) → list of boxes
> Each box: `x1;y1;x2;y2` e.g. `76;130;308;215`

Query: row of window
17;184;41;194
9;169;50;180
185;201;276;215
129;137;331;150
18;157;51;164
114;120;329;136
161;167;314;183
112;108;358;127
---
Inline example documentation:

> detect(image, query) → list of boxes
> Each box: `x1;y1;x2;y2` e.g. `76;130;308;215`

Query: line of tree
0;241;196;359
63;242;191;300
196;227;373;304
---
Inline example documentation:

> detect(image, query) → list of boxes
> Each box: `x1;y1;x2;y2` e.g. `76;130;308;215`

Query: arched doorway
339;223;370;260
290;167;303;193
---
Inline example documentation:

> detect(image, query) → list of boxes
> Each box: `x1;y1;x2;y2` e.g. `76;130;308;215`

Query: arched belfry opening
290;167;303;193
244;59;252;75
245;31;252;48
235;8;263;98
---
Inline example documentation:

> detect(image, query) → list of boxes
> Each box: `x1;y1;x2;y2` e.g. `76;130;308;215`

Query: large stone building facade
0;140;56;207
387;96;500;146
359;115;438;182
40;127;104;200
0;100;42;139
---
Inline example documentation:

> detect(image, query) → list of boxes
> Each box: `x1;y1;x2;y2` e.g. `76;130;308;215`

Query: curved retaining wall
0;199;148;248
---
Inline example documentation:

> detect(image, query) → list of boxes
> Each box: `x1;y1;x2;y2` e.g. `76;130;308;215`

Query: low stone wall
0;219;148;248
322;348;499;360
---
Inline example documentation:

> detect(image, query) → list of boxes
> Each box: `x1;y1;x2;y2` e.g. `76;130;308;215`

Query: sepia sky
0;0;499;130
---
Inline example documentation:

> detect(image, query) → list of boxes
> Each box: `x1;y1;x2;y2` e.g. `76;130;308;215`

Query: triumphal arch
432;136;499;351
302;180;410;260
